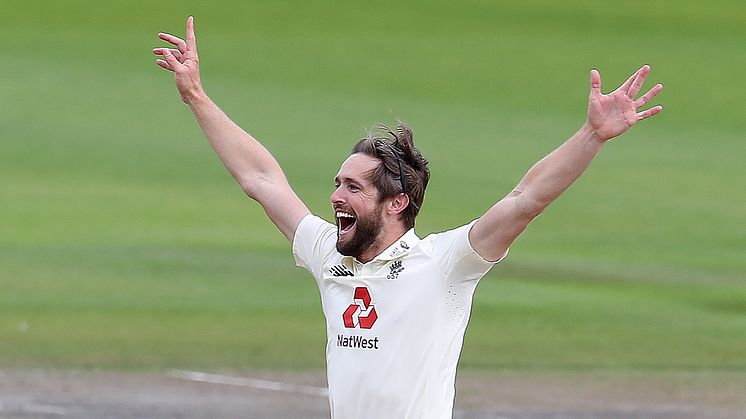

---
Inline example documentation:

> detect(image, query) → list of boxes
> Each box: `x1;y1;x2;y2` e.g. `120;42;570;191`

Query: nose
331;186;345;206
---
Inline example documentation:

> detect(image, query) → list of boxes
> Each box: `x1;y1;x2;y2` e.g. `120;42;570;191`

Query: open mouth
336;211;356;235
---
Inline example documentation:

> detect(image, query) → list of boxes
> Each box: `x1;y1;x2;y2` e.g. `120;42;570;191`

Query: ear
385;193;410;216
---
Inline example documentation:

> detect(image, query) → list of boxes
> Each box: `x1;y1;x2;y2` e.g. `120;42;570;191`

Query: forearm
187;93;287;198
154;18;311;242
514;121;603;216
469;66;662;261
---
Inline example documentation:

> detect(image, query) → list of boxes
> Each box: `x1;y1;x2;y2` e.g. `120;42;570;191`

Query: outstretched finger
589;68;602;96
162;48;185;72
634;83;663;108
616;65;645;94
156;59;174;72
153;47;183;61
158;32;187;54
186;16;197;52
628;65;650;98
636;105;663;121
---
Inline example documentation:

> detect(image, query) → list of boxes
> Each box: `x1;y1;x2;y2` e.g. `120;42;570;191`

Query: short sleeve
430;220;508;284
292;214;338;280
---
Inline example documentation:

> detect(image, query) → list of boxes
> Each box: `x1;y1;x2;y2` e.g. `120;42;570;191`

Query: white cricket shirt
293;214;506;419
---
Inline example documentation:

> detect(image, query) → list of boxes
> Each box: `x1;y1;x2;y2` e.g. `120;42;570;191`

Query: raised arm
153;17;310;242
470;65;663;261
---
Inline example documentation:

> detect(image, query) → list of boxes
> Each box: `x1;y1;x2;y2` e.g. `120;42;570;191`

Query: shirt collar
341;229;420;265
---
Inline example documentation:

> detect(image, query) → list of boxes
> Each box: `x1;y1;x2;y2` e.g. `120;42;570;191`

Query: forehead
335;153;379;182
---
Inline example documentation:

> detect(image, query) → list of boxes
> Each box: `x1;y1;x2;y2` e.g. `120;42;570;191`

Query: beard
336;206;383;260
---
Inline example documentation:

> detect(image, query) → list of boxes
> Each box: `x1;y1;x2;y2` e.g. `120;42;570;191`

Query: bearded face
335;201;384;260
331;153;391;261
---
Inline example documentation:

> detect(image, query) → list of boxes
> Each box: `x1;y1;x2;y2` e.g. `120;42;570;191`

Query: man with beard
154;17;663;419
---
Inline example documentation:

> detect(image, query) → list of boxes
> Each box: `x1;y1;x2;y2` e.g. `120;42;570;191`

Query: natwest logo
342;287;378;329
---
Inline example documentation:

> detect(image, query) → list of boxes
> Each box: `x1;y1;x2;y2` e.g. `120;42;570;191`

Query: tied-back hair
352;122;430;229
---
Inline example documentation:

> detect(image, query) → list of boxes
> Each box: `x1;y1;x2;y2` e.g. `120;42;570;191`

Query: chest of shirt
319;252;454;334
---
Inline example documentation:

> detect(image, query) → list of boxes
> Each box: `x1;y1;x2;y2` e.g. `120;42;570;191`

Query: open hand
587;65;663;142
153;16;204;104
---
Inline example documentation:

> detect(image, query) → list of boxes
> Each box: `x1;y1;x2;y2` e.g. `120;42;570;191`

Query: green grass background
1;0;744;371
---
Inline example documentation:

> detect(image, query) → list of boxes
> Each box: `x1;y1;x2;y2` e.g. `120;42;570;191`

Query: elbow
237;172;271;200
514;192;548;220
238;169;286;203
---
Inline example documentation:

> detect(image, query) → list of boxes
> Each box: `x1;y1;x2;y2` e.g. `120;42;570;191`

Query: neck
356;224;408;263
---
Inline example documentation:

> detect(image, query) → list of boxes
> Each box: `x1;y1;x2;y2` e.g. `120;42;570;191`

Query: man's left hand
587;65;663;142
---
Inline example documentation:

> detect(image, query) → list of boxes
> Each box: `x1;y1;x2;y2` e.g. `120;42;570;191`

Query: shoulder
292;214;338;276
424;220;504;281
422;221;476;249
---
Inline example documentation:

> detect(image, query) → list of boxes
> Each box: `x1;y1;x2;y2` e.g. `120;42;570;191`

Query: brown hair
351;123;430;229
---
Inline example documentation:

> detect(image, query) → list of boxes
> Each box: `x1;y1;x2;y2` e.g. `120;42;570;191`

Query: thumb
589;68;602;97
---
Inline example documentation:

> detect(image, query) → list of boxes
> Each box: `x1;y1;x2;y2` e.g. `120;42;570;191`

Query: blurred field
1;0;744;378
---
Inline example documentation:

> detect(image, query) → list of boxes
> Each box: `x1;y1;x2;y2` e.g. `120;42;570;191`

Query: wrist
183;88;208;106
581;120;605;145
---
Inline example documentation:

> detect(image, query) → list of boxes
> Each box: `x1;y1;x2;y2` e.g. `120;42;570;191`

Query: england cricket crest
387;260;404;280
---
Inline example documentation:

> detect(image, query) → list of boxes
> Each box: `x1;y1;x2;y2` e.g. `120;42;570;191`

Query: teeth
336;211;355;219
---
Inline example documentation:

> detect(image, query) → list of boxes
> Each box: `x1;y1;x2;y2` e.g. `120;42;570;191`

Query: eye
348;184;360;192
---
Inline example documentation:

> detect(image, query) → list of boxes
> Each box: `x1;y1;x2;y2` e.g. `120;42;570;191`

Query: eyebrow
335;165;377;186
335;176;356;184
334;175;365;186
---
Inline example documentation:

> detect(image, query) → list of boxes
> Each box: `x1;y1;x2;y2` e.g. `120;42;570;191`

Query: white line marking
22;404;67;415
454;412;511;419
167;369;329;398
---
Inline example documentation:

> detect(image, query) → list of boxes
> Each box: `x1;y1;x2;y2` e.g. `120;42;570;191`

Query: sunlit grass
0;0;743;371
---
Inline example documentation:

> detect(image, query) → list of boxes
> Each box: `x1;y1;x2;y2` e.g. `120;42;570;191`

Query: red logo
342;287;378;329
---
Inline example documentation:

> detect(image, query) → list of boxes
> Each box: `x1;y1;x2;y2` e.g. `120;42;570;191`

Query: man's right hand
153;16;205;104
